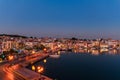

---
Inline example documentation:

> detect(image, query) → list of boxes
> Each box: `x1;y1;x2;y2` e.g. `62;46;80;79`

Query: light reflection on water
28;50;120;80
72;49;120;55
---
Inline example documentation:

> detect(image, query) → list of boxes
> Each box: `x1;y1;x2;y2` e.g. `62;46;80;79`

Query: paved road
0;58;26;80
0;54;39;80
0;53;50;80
0;62;25;80
0;64;12;80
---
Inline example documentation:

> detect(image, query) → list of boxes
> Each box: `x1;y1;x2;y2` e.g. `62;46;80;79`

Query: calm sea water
29;52;120;80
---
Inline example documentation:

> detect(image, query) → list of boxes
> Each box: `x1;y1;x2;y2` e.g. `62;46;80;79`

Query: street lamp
37;66;44;79
8;55;14;61
43;59;47;63
37;66;44;73
32;51;35;54
43;48;47;51
32;65;36;71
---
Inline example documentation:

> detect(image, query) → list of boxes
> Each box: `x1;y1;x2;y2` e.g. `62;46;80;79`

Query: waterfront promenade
1;53;52;80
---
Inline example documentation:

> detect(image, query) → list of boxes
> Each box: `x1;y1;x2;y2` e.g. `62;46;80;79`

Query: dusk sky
0;0;120;39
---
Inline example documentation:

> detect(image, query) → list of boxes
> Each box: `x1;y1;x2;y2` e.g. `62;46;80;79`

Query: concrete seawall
21;54;49;67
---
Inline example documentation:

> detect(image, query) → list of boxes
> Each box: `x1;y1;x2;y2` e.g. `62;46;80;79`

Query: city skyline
0;0;120;39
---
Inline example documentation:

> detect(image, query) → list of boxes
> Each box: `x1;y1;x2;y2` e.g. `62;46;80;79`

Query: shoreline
10;53;52;80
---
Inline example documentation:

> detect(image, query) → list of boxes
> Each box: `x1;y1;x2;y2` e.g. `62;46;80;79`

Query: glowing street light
37;66;44;73
37;66;41;70
58;51;61;55
32;51;35;54
8;55;14;61
43;59;47;63
43;48;47;51
32;65;36;71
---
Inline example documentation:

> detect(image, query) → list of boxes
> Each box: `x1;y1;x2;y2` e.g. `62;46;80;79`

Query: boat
49;54;60;58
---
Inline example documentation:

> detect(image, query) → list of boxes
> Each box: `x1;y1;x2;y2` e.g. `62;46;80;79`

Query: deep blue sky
0;0;120;39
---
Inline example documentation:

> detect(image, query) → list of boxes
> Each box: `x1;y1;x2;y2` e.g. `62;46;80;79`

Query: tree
33;44;46;50
71;37;78;40
9;49;18;53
